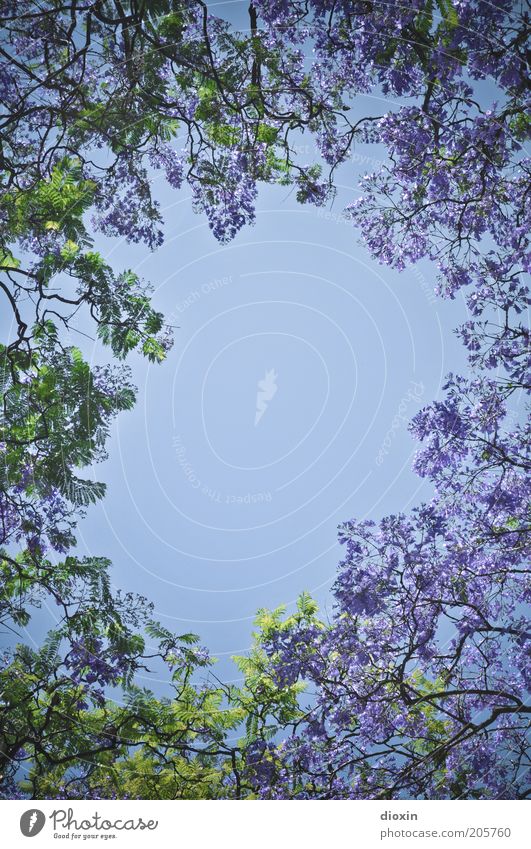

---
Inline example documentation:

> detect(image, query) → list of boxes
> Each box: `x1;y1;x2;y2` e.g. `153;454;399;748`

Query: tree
229;0;531;799
0;0;529;799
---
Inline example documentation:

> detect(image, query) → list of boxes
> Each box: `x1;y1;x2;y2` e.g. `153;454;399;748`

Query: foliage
0;0;529;800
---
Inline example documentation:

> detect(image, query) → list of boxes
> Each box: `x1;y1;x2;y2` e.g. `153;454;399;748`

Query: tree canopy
0;0;529;800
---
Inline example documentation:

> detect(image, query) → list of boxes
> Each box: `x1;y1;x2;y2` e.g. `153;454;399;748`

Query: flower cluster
240;0;530;800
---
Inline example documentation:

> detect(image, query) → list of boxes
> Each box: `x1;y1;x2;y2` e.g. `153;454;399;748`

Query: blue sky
6;1;475;691
72;171;469;689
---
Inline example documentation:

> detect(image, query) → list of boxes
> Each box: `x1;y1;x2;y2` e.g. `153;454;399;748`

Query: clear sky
8;1;474;692
73;179;469;690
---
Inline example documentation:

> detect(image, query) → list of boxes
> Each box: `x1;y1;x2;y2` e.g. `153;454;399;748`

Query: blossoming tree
0;0;528;799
